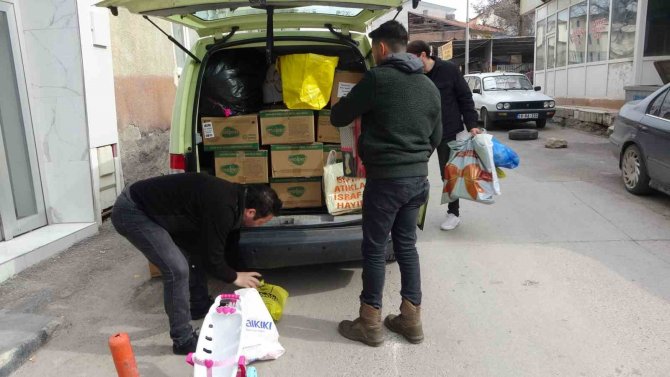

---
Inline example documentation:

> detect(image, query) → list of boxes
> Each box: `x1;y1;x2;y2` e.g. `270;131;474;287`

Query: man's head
368;20;409;64
407;40;433;73
243;185;282;227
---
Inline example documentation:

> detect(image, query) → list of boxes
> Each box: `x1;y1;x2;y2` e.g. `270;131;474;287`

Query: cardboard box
317;110;340;143
149;263;161;278
214;150;268;184
202;115;259;151
330;71;365;106
259;110;315;145
271;143;323;178
271;178;323;209
323;144;342;166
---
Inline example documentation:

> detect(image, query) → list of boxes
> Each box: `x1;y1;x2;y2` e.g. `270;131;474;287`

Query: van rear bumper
238;224;390;269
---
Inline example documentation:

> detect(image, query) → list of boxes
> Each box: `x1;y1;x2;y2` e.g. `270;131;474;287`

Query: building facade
523;0;669;108
0;0;121;283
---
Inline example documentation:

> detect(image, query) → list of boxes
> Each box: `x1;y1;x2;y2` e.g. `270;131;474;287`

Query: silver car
610;83;670;196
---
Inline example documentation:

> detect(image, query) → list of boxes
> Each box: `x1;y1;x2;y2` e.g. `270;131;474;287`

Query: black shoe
172;331;199;355
191;296;214;320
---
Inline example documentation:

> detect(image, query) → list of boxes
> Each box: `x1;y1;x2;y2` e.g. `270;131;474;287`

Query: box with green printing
270;143;323;178
202;115;259;151
270;177;322;209
260;110;315;145
214;150;268;184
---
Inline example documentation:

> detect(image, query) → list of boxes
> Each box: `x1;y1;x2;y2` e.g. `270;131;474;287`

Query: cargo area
194;43;366;226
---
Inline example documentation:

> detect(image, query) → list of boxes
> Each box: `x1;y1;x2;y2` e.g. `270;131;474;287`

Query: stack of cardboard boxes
200;70;364;209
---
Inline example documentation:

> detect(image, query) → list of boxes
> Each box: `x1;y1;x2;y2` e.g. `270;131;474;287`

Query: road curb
0;312;60;377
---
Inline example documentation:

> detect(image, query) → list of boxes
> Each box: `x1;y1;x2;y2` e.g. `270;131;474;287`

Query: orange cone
109;332;140;377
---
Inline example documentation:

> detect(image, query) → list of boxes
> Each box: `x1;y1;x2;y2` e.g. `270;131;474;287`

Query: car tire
536;119;547;129
508;129;538;140
481;108;493;129
621;144;652;195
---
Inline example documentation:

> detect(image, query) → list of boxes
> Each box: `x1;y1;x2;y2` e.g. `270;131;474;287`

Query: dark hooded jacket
331;53;442;179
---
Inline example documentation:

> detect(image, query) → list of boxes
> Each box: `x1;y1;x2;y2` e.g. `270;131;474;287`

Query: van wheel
481;108;493;129
622;144;651;195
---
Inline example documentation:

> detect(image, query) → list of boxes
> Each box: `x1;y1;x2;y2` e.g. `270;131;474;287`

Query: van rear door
96;0;409;35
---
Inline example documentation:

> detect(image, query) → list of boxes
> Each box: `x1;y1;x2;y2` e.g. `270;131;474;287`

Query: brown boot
338;303;384;347
384;299;424;344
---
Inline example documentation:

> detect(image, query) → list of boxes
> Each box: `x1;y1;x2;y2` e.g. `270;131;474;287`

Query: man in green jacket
331;20;442;346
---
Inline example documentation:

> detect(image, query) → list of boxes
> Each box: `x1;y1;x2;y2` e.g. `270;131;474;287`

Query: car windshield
194;6;364;20
483;76;533;91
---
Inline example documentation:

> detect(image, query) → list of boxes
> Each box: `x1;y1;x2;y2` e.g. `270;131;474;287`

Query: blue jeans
360;177;430;308
111;187;203;346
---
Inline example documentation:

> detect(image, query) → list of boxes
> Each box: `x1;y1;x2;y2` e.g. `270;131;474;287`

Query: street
2;123;670;377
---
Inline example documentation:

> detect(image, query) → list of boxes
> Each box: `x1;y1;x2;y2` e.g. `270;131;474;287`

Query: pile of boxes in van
201;69;363;209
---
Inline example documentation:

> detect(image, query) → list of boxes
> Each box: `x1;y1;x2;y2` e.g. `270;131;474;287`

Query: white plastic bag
472;133;501;195
323;150;365;215
235;288;285;363
441;134;499;204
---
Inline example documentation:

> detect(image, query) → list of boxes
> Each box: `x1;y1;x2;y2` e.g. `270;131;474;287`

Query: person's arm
449;65;480;131
330;71;376;127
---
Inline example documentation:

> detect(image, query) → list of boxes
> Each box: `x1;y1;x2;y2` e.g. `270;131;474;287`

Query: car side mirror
534;86;542;91
412;0;421;9
472;88;481;94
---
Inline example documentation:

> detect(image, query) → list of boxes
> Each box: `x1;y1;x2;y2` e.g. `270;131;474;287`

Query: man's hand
470;127;484;136
233;272;262;288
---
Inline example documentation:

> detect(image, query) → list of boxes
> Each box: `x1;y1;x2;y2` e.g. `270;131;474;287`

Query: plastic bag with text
279;54;339;110
235;288;285;364
323;150;365;215
441;134;500;204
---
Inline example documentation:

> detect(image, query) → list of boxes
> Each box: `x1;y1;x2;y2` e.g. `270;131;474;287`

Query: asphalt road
4;123;670;377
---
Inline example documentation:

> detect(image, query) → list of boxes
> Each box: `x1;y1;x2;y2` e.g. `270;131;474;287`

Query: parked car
97;0;400;269
464;72;556;129
609;82;670;196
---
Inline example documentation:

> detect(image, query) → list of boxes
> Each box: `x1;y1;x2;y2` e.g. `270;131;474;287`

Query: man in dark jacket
407;40;482;231
331;21;442;346
111;173;281;354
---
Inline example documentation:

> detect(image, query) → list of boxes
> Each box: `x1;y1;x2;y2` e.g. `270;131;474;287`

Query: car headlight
504;103;511;110
496;103;503;110
544;101;550;108
549;101;555;108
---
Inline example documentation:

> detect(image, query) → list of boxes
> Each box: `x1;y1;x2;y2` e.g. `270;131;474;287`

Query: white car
464;72;556;129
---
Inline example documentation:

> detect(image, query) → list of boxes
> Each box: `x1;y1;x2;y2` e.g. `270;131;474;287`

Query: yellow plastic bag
256;281;289;321
279;54;339;110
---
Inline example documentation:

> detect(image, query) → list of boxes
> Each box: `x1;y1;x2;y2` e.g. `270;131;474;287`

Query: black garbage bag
200;49;266;115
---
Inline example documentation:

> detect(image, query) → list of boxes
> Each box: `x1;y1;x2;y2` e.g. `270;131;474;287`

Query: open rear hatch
96;0;411;35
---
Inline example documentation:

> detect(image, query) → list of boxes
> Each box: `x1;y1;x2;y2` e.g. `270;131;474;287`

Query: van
96;0;409;268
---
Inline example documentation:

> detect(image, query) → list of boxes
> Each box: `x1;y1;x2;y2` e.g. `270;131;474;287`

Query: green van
97;0;409;268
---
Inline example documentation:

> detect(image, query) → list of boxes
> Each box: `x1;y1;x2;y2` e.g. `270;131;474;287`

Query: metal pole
465;0;470;74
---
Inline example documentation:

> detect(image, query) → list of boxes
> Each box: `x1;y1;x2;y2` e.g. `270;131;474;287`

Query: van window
195;6;364;20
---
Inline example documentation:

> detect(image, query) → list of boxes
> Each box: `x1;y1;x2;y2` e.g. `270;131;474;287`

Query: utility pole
465;0;470;74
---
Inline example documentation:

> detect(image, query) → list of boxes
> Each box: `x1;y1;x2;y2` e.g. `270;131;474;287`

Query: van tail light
169;153;186;174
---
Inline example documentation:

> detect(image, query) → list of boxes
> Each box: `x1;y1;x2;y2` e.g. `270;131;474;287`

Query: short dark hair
407;40;431;57
245;185;282;218
368;20;408;53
